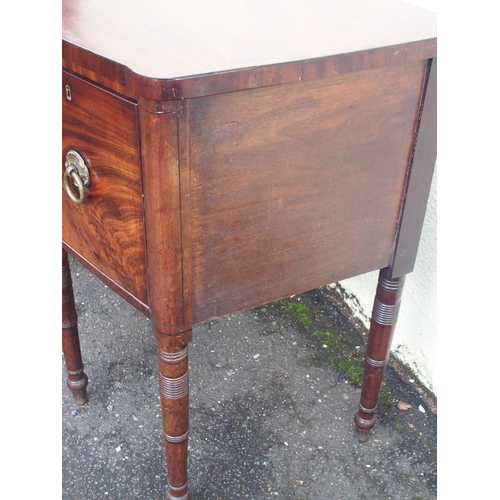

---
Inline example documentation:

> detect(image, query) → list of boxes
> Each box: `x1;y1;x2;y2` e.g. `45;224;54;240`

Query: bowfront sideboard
62;1;437;498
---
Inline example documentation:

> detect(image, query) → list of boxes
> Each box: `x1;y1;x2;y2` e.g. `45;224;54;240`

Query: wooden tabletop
62;0;436;99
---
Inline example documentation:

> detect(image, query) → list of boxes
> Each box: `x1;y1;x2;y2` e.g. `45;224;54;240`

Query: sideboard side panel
188;62;427;324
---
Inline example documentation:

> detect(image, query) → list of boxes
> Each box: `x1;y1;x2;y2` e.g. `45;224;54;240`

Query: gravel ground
62;255;437;499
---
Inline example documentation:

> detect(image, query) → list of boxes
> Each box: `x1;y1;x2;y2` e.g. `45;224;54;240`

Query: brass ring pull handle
64;165;86;204
64;150;90;205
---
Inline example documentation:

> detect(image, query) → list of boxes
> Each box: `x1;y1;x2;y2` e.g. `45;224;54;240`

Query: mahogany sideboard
62;1;437;498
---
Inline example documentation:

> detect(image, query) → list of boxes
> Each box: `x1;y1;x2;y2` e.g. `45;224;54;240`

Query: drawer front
62;71;149;307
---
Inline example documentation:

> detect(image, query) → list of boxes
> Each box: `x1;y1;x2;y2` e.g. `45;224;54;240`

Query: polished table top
63;0;436;99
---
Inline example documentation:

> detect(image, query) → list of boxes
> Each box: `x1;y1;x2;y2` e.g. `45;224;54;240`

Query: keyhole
65;85;72;101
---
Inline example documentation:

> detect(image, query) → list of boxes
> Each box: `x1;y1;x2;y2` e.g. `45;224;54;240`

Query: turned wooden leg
62;249;88;405
354;268;405;442
155;330;191;500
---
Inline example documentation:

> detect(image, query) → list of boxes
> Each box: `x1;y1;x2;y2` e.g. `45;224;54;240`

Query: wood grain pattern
188;61;427;323
62;71;149;306
62;0;436;100
137;99;193;339
137;99;192;497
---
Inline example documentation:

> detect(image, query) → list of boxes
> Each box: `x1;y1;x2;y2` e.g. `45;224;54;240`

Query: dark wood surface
137;99;193;341
188;61;427;323
62;1;437;497
62;0;436;99
62;71;149;310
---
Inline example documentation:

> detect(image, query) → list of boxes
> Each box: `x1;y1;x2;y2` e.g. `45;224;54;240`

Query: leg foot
354;426;371;443
354;268;405;441
62;249;88;405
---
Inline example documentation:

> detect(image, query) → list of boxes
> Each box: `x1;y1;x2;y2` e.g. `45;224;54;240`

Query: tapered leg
62;249;88;405
354;268;405;442
155;331;191;500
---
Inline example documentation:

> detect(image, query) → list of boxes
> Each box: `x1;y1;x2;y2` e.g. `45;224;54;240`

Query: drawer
62;71;149;309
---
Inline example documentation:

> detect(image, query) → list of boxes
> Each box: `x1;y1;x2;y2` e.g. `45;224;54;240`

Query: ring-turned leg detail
62;249;88;405
354;268;405;442
156;338;191;500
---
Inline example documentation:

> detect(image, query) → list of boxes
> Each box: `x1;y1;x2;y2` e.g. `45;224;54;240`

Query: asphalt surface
62;255;437;499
